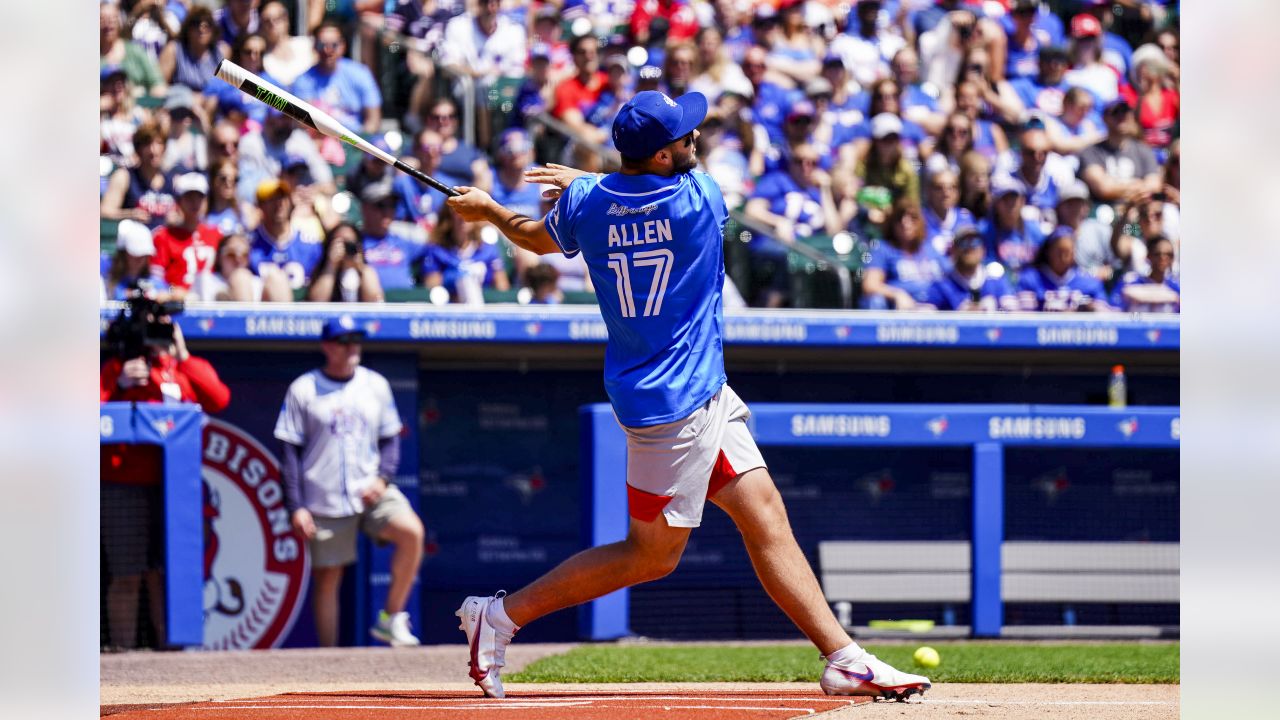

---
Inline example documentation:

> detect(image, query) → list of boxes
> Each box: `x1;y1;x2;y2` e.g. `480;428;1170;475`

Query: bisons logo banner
202;418;309;649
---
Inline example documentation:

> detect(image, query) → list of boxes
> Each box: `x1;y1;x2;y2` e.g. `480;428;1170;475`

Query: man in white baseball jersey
275;316;425;647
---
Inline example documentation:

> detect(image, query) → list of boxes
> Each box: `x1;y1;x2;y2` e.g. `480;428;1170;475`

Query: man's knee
624;525;688;582
381;511;425;547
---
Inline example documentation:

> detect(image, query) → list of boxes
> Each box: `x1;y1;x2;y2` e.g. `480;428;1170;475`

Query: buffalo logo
926;416;949;437
858;470;895;504
504;468;547;505
1117;418;1139;438
1033;467;1071;503
201;418;309;649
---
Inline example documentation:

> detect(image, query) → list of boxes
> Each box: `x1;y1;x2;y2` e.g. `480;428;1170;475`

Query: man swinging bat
444;90;932;703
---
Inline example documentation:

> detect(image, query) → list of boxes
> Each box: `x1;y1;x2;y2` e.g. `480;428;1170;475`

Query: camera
343;240;359;257
105;288;184;360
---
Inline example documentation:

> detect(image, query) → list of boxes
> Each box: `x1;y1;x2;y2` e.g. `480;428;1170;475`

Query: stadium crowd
100;0;1180;312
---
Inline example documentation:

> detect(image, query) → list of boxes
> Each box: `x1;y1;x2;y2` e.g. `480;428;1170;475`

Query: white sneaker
456;593;516;698
370;610;421;647
820;651;931;702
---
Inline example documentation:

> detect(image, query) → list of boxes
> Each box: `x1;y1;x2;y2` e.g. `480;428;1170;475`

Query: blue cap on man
321;315;367;342
611;90;708;160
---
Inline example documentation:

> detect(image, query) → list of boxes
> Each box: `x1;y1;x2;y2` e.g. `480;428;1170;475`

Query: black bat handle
392;159;461;197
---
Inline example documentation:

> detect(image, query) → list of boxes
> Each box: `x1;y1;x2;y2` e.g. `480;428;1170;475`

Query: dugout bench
819;540;1180;637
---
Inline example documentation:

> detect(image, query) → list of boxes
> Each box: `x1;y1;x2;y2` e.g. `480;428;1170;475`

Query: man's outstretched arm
447;186;562;255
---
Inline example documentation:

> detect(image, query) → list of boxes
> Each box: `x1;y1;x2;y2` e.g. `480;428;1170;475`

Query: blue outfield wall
102;305;1180;644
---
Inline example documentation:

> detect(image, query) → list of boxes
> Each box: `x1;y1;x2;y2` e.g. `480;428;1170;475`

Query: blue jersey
249;226;323;289
923;206;976;255
490;176;546;223
925;270;1017;311
1016;266;1107;312
749;171;826;241
362;232;426;290
394;169;465;225
205;205;246;237
867;240;948;303
420;241;505;293
1109;272;1180;313
981;219;1045;276
289;59;382;131
753;83;804;145
545;170;728;427
1011;77;1071;117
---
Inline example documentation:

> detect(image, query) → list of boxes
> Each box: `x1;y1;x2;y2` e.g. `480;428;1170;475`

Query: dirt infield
101;645;1178;719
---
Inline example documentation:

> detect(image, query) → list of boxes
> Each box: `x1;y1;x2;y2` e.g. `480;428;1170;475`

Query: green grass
508;643;1179;684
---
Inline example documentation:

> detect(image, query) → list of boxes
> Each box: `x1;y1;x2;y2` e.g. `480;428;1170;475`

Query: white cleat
456;593;515;698
821;651;932;702
370;610;421;647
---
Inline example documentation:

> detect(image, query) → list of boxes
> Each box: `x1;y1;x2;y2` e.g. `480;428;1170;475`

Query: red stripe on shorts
627;484;674;522
707;450;738;498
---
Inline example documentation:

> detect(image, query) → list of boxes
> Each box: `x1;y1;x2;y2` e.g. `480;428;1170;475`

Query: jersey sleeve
374;374;404;439
544;174;598;258
924;280;950;310
866;241;892;272
420;245;442;276
273;378;309;446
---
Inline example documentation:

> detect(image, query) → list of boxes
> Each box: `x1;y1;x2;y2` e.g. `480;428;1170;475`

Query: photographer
100;296;230;649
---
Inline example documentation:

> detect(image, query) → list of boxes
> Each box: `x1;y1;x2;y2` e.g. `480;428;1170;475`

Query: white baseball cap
117;219;156;257
174;171;209;196
871;113;904;140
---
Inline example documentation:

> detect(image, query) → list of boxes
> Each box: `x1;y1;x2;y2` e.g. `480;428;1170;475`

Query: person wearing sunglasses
356;180;425;292
1015;226;1110;312
1109;234;1179;313
1078;98;1162;203
158;5;227;94
745;141;842;307
290;21;382;134
444;89;933;701
1010;44;1073;120
191;232;293;302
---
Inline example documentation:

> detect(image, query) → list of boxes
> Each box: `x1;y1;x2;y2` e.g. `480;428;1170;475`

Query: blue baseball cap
321;315;366;342
612;90;708;160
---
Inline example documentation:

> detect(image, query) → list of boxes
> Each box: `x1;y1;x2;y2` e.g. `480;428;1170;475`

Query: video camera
105;289;184;360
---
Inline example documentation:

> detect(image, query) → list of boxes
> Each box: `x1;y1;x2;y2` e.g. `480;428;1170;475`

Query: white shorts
621;384;767;528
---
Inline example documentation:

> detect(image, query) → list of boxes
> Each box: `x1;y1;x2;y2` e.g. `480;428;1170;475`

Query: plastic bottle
1108;365;1127;408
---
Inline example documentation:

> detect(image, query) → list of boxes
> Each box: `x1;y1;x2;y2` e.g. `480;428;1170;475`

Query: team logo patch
660;93;677;108
201;418;309;649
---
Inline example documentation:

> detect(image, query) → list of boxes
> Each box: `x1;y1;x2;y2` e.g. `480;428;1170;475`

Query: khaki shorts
310;485;415;568
621;384;767;528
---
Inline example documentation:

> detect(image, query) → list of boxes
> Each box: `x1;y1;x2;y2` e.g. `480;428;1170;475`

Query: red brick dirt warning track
101;689;873;720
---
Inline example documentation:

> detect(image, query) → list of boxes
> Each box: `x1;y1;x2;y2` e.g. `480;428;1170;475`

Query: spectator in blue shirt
861;198;949;310
743;45;803;145
982;175;1045;279
1046;86;1106;158
922;167;976;255
1002;122;1060;229
744;144;843;307
102;219;172;302
1016;227;1109;312
1110;234;1179;313
422;204;510;304
1010;45;1073;118
290;22;382;134
392;128;465;228
888;47;944;135
249;178;323;290
925;224;1018;312
358;179;427;292
585;57;634;146
1081;0;1134;78
1004;0;1048;81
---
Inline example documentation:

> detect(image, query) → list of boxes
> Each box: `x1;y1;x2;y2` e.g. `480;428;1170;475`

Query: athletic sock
827;642;866;665
487;596;520;635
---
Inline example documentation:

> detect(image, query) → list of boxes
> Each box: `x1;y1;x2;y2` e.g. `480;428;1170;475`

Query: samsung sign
988;416;1087;440
791;414;892;438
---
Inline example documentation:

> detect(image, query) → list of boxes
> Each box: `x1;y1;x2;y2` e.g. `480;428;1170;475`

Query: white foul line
926;700;1175;706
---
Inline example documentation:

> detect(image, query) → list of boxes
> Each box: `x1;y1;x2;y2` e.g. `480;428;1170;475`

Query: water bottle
1108;364;1127;408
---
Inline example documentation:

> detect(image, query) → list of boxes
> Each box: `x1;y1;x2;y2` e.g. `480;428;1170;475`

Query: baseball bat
214;59;460;197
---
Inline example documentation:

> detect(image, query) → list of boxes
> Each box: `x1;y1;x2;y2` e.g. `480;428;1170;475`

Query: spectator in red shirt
631;0;699;48
151;172;223;297
1130;44;1178;150
552;34;607;138
101;306;230;649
